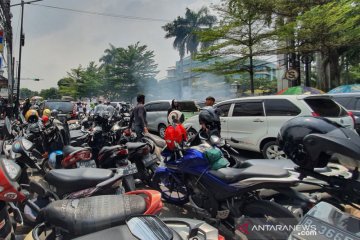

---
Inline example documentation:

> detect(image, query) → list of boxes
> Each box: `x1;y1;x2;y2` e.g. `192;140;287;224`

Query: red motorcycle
0;158;163;239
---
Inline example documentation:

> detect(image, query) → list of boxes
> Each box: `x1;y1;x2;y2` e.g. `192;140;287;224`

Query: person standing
167;99;179;123
205;96;215;107
129;94;148;141
22;98;31;117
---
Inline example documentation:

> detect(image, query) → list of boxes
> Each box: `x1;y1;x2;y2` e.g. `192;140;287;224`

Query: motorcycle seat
63;145;87;157
99;145;124;155
70;130;86;139
126;142;147;151
209;165;290;184
45;168;113;196
144;135;166;149
37;194;146;236
242;159;330;173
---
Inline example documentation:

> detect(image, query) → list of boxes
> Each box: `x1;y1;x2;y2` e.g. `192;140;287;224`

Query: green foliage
20;88;39;99
57;62;103;99
195;0;276;94
163;7;217;59
100;42;159;100
39;87;61;100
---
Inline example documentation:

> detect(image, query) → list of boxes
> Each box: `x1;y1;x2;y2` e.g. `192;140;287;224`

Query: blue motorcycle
152;133;299;239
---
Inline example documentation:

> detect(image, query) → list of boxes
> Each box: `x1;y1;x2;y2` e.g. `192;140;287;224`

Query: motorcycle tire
237;200;298;240
151;171;189;205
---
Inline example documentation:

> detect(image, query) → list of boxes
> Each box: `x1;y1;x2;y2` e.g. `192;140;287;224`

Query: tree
280;0;360;89
57;62;103;99
195;0;275;94
40;87;61;100
163;7;217;60
20;88;38;99
100;42;159;100
58;77;77;98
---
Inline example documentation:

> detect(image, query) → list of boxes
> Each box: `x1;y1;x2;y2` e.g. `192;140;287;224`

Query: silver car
144;100;199;138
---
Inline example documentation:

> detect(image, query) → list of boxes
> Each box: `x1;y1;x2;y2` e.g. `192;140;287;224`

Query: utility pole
15;0;25;116
10;0;43;116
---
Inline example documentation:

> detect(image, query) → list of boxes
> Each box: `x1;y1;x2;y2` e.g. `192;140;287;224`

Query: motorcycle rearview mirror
126;215;173;240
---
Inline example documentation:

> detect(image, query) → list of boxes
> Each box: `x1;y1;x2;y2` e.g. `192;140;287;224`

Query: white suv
184;95;356;159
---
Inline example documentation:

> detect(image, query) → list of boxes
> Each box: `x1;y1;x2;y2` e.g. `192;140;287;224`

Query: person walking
129;94;148;141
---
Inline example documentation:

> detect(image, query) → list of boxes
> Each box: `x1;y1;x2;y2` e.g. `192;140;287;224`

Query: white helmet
168;110;185;125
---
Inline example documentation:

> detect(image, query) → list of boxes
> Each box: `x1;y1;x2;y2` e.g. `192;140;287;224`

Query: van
184;95;355;159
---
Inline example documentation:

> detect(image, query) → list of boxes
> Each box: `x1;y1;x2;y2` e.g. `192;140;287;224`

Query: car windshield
94;104;116;118
45;101;73;112
178;101;199;112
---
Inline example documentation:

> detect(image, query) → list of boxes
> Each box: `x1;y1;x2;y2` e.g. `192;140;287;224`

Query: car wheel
262;141;287;159
187;128;197;140
158;124;167;138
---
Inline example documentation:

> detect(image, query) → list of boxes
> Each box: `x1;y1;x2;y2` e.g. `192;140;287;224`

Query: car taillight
348;111;356;126
311;112;320;117
218;235;225;240
62;150;92;167
117;148;128;156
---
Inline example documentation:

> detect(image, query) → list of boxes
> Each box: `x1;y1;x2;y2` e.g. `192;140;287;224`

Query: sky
9;0;219;91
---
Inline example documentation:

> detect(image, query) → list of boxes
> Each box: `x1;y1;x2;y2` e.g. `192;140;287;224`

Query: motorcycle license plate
118;163;138;176
142;154;158;167
290;216;360;240
76;160;97;168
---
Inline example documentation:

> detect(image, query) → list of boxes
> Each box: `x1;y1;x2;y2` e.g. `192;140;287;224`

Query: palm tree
163;7;217;60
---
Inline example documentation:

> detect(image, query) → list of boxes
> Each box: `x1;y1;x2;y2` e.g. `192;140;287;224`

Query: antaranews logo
236;219;317;239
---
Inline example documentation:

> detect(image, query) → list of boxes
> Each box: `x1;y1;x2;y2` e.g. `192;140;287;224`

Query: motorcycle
0;158;162;239
285;122;360;240
31;215;225;240
151;131;299;239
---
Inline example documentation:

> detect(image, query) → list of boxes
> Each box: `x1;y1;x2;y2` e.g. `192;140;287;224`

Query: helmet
278;116;360;170
198;107;220;128
168;110;185;125
51;109;58;117
25;109;39;123
42;115;49;124
43;109;51;117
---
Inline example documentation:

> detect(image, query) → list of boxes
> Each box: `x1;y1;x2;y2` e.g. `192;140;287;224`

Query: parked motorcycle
283;117;360;240
31;215;225;240
152;131;299;239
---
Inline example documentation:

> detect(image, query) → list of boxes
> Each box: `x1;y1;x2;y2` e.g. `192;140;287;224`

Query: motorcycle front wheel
151;171;189;205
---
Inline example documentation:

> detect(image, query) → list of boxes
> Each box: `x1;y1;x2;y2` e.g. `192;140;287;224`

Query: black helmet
278;116;360;170
199;107;220;126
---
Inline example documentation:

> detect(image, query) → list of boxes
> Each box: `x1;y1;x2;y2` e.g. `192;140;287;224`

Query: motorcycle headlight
2;159;21;181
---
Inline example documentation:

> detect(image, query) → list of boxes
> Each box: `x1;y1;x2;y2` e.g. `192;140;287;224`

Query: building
157;56;281;101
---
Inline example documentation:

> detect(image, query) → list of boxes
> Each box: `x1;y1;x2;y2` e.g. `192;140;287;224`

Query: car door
264;98;301;133
214;103;232;138
225;100;266;151
144;103;156;131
